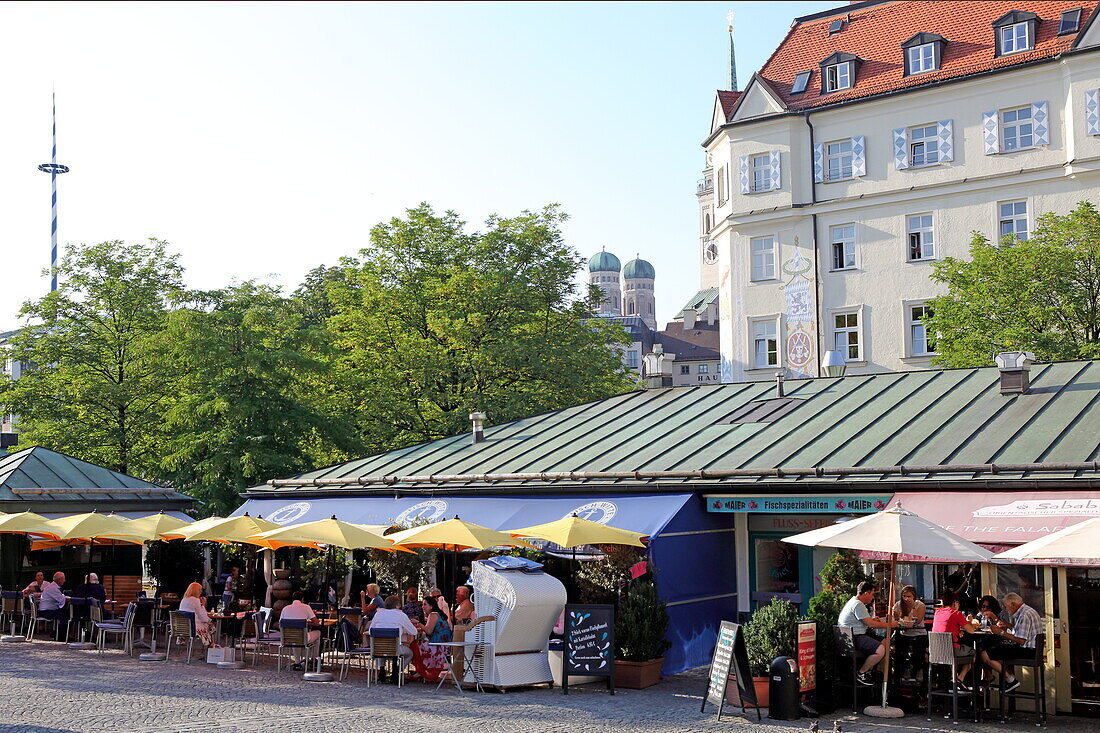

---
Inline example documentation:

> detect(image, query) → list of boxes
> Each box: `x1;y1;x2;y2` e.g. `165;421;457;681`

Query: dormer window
901;33;946;75
819;52;860;93
993;10;1038;56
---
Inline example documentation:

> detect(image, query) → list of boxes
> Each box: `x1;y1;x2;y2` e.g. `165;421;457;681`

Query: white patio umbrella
783;504;993;718
993;517;1100;562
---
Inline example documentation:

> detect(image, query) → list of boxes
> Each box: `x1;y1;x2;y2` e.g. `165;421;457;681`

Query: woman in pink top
931;589;978;689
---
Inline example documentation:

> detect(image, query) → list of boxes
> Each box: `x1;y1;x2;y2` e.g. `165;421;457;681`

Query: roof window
1059;8;1082;34
992;10;1038;56
828;18;845;35
717;398;802;425
791;71;811;94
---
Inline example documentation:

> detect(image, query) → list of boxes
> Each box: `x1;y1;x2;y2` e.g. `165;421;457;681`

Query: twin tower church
586;249;657;330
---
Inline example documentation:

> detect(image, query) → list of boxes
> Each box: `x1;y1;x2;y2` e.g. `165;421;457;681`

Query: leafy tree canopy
925;201;1100;367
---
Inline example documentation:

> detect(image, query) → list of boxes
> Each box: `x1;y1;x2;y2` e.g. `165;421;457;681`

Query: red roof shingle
717;90;742;117
745;0;1096;114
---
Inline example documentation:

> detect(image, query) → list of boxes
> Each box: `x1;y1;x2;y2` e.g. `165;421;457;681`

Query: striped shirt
1010;603;1041;649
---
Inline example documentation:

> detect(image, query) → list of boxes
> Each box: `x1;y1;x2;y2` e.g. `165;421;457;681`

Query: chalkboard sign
562;603;615;695
701;621;759;721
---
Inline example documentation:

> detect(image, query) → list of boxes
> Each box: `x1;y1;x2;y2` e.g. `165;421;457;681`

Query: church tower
623;255;656;329
588;248;622;316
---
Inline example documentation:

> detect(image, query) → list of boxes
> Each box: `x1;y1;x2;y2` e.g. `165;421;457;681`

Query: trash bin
768;656;801;721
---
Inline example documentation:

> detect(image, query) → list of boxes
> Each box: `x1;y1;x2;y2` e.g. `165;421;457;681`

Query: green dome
588;250;621;273
623;258;655;280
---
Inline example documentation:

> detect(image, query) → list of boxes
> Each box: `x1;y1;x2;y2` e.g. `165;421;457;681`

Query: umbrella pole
865;552;904;717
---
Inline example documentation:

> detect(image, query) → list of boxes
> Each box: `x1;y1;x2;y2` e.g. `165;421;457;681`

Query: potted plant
743;597;800;708
613;580;670;689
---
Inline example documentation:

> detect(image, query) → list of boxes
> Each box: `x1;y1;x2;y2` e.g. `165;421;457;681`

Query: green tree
924;201;1100;367
0;239;183;475
159;282;355;515
325;203;634;450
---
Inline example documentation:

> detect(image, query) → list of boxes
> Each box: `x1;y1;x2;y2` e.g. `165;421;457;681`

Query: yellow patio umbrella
387;516;535;550
505;514;648;549
249;516;395;550
101;511;192;542
0;511;51;534
177;513;306;549
30;535;147;551
160;515;226;540
34;511;136;541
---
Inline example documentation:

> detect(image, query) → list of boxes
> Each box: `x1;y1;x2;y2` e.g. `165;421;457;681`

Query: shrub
614;580;671;662
807;550;871;688
743;597;800;676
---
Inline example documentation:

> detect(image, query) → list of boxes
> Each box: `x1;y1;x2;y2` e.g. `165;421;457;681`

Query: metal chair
927;631;979;724
334;618;372;681
239;610;280;667
164;611;200;664
0;591;27;637
368;627;404;687
998;633;1047;726
96;602;137;654
65;597;93;643
276;618;318;672
834;626;875;712
24;598;54;641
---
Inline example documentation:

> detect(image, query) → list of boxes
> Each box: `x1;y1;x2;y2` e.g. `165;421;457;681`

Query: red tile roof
717;90;742;117
744;0;1097;114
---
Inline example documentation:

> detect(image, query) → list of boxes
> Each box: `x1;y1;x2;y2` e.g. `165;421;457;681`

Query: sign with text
701;621;759;721
796;621;816;693
705;495;891;514
562;604;614;695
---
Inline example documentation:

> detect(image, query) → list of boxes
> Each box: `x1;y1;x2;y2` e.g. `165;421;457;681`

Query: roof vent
469;412;487;444
994;351;1035;395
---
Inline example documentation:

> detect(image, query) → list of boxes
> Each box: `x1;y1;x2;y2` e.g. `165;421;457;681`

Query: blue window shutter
1031;101;1049;146
982;111;999;155
813;143;824;183
936;120;953;162
1086;90;1100;137
851;135;866;177
892;128;909;170
739;155;750;194
769;150;781;190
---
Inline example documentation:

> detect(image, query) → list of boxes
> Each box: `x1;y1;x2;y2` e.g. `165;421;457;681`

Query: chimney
469;412;487;443
775;370;786;398
994;352;1035;395
682;308;697;329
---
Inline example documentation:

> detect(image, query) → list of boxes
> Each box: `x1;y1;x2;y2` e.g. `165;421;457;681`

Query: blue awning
232;494;692;538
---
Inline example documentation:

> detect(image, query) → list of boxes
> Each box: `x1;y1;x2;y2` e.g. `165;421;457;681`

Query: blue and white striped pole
38;92;70;293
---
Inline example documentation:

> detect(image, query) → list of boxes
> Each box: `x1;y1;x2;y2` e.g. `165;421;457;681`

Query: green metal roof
623;258;655;280
0;446;192;507
680;288;719;313
587;250;621;273
251;360;1100;495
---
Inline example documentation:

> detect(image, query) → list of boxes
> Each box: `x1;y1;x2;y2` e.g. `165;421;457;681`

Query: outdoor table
427;641;485;694
210;613;245;648
310;618;339;674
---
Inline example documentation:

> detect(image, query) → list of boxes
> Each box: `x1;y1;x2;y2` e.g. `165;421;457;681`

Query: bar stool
833;626;877;712
927;631;979;724
998;633;1047;726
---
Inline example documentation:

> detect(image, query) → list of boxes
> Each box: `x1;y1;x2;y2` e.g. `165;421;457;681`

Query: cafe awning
891;491;1100;544
232;493;693;538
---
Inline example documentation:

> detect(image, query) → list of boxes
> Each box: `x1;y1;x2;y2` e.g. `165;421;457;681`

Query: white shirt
279;601;317;622
179;596;210;625
369;607;417;642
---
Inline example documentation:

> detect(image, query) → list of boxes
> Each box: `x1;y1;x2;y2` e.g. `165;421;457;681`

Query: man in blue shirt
38;572;69;621
838;580;895;686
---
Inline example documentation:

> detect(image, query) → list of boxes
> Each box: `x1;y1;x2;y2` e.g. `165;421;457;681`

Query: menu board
796;621;817;693
562;604;615;695
701;621;759;721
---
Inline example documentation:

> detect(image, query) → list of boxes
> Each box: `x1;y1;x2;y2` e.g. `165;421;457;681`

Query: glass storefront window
995;564;1045;616
754;537;800;596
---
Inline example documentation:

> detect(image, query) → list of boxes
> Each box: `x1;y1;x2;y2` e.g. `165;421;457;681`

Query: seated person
931;589;979;690
368;595;417;681
22;571;45;597
359;583;384;621
411;595;453;682
38;572;69;621
838;580;895;687
977;592;1041;693
72;573;108;606
401;587;424;623
178;582;219;648
453;585;475;626
280;592;322;669
428;587;450;624
973;595;1013;629
892;585;928;683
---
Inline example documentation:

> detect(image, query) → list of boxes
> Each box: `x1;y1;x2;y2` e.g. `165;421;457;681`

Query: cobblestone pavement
0;640;1092;732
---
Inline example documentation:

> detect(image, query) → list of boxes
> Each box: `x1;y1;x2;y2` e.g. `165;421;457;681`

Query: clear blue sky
0;1;835;329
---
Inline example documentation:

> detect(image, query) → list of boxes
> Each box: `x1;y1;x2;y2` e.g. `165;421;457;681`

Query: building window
791;70;811;94
907;43;935;74
833;311;861;362
698;364;709;374
625;350;639;369
999;200;1028;241
825;139;853;181
908;304;934;357
909;124;939;167
999;22;1031;54
752;320;779;369
1001;106;1034;151
907;213;934;261
751;154;772;193
680;364;690;375
824;62;851;92
717;166;727;204
1060;8;1082;34
830;223;856;270
750;236;776;281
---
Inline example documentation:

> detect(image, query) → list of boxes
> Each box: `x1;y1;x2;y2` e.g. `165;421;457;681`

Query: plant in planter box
743;596;800;677
613;580;671;689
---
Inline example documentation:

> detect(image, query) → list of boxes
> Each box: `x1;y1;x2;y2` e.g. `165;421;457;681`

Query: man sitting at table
369;595;417;682
932;589;979;690
38;572;69;621
977;592;1040;693
838;580;895;687
23;570;45;597
280;592;321;670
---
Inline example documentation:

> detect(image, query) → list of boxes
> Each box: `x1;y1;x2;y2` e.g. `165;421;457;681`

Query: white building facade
700;0;1100;382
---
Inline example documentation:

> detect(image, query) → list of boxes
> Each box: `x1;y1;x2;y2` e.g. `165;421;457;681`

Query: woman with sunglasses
891;585;928;684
